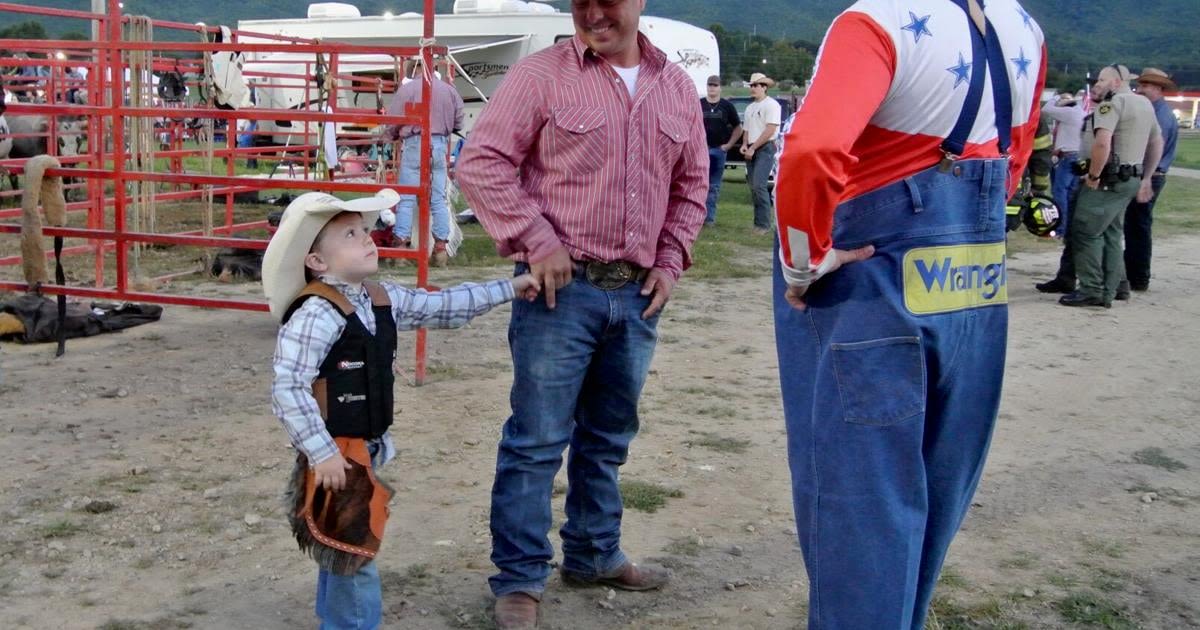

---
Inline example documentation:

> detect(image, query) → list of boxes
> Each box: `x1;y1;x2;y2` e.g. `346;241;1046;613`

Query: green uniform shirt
1090;86;1161;165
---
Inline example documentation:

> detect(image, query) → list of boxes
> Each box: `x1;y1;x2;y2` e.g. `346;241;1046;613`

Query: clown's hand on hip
779;226;875;311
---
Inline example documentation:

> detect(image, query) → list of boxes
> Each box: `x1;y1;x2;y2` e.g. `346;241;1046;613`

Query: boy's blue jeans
488;264;659;598
314;442;386;629
394;134;450;242
774;159;1009;629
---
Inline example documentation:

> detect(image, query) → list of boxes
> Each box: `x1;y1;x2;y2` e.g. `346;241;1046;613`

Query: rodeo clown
771;0;1045;627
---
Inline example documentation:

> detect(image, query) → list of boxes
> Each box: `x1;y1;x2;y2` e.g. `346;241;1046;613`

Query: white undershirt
612;64;640;99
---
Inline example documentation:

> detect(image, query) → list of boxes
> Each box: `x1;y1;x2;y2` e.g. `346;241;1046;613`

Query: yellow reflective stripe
1032;134;1053;150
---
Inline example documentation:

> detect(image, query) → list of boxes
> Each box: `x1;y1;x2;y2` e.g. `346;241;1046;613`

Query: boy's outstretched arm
387;274;538;331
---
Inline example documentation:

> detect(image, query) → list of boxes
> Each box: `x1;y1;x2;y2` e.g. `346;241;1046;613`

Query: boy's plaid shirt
271;276;515;466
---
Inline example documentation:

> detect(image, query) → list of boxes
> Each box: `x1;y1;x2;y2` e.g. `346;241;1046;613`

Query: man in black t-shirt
700;75;742;225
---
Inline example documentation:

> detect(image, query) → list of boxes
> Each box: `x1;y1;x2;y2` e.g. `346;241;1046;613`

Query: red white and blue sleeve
774;12;896;288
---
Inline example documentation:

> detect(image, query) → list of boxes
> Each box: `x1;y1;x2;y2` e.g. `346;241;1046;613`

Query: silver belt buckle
585;261;632;290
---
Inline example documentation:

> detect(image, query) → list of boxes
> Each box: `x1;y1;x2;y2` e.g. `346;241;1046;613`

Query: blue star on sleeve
901;12;933;43
1011;47;1031;79
1017;6;1033;29
947;52;972;88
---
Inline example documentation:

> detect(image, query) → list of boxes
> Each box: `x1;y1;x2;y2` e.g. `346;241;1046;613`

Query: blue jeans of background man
314;441;385;629
394;134;450;242
745;141;776;229
774;159;1009;629
706;146;727;224
1051;151;1078;239
489;264;660;598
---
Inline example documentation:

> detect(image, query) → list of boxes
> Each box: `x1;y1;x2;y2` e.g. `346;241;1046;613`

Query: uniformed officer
1058;64;1162;307
772;0;1045;626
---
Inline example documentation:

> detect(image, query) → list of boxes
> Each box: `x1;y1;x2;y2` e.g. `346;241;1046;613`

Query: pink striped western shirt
456;34;708;281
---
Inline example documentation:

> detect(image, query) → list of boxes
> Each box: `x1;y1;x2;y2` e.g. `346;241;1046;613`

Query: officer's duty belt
574;260;649;290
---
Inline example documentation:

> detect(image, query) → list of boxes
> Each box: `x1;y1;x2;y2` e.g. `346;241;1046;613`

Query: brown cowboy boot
493;592;539;630
430;239;450;268
561;560;671;591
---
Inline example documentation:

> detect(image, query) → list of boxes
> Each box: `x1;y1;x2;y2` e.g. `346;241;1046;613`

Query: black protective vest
282;281;397;439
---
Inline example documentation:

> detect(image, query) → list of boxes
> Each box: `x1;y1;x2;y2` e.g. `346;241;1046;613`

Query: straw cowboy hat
261;189;400;321
1131;67;1178;92
749;72;776;87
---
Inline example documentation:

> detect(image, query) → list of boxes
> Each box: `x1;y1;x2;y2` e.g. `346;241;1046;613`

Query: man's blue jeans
314;442;386;629
489;265;659;598
745;141;776;229
394;134;450;242
1051;152;1079;238
774;159;1009;629
706;146;727;224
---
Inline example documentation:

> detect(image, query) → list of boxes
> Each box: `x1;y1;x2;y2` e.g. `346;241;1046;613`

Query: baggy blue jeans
489;264;659;598
314;441;386;629
774;159;1009;629
394;134;450;242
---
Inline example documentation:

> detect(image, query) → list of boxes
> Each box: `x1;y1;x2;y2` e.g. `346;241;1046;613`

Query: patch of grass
1081;537;1127;559
1154;175;1200;236
620;479;683;513
1171;134;1200;170
937;566;970;589
424;362;463;380
926;594;1024;630
693;405;737;420
663;536;704;557
998;552;1037;571
1090;570;1126;593
1131;447;1188;472
40;520;83;539
406;563;431;581
686;431;751;454
1046;572;1080;589
1055;591;1138;629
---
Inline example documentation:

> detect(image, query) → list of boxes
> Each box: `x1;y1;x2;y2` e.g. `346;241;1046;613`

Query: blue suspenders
940;0;1014;169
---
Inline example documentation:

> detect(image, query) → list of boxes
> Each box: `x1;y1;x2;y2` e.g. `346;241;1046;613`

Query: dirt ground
1;234;1198;630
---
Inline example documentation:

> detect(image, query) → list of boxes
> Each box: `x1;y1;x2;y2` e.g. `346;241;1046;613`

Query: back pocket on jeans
831;336;925;426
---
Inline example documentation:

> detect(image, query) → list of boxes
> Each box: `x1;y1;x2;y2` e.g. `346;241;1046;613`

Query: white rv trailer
238;1;719;143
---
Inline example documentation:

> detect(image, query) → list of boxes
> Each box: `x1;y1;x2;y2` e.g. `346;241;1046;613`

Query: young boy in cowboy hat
264;189;538;629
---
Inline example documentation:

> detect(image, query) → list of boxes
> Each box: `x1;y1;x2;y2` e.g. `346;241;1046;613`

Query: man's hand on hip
531;246;574;310
641;268;675;320
784;245;876;311
1135;179;1155;203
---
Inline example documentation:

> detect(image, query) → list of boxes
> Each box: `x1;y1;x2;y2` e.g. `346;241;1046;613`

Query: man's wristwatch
1086;172;1101;182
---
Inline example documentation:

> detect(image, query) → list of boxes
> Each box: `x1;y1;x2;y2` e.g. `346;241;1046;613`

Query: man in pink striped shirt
457;1;707;627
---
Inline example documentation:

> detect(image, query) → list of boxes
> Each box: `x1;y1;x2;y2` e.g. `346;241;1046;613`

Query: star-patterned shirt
271;275;515;467
775;0;1046;278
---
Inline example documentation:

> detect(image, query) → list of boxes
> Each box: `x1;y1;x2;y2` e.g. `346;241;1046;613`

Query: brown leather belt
574;260;648;290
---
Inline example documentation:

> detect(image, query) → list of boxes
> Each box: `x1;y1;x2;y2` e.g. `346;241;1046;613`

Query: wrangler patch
337;360;365;371
903;243;1008;315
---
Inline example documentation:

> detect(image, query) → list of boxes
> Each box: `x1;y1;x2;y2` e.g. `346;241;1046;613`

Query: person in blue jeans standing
381;61;464;267
700;75;742;225
457;1;709;626
1042;91;1086;239
772;0;1045;626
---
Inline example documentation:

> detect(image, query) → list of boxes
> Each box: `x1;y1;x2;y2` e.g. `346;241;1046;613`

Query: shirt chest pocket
551;107;608;176
657;114;688;168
